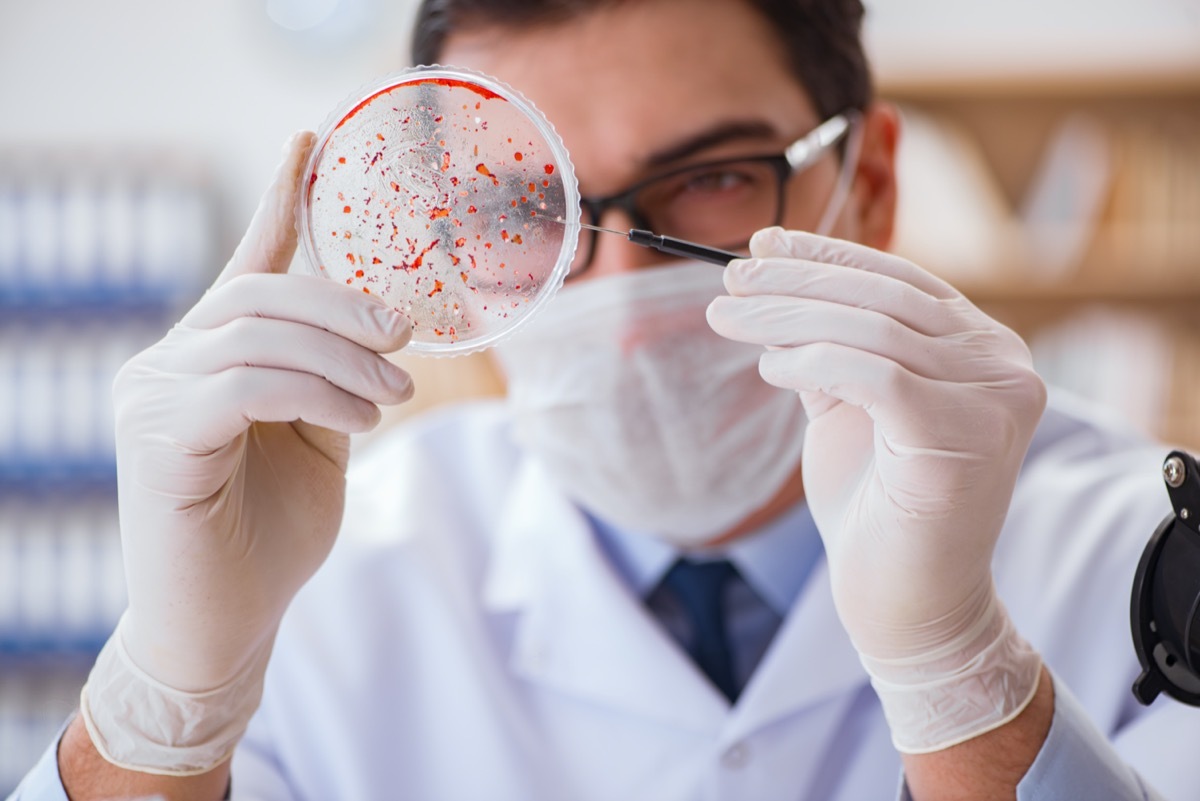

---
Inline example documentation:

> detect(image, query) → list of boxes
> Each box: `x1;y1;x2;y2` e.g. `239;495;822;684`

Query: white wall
0;0;420;257
865;0;1200;84
2;0;1197;258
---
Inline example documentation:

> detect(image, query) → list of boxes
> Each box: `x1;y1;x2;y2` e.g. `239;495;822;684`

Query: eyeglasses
567;112;856;279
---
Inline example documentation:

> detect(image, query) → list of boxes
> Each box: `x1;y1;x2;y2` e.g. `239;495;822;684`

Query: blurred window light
266;0;340;32
265;0;376;47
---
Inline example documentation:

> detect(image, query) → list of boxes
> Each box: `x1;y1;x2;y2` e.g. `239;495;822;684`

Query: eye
632;158;780;240
679;167;756;195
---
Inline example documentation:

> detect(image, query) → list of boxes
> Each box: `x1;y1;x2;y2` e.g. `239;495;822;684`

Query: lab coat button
721;742;749;768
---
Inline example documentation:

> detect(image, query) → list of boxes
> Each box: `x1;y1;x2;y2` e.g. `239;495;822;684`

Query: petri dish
299;65;580;356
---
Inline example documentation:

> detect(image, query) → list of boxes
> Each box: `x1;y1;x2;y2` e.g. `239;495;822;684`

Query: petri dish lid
299;65;580;356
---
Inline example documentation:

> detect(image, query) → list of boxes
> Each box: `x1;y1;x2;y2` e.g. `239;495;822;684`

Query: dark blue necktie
660;558;739;702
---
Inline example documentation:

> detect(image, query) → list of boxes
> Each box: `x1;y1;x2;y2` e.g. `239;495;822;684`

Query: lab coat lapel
484;458;728;734
722;557;870;746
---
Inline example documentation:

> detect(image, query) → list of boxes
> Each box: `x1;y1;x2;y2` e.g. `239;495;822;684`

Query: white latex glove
706;227;1046;753
80;132;414;774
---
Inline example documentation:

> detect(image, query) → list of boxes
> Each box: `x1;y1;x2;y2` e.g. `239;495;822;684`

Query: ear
850;102;900;251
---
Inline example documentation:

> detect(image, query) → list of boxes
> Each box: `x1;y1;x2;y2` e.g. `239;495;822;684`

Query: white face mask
494;262;806;547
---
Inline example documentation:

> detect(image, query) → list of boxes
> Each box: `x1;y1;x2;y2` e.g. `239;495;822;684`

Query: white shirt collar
589;501;823;616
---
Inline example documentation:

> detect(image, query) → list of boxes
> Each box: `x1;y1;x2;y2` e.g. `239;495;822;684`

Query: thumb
797;388;839;420
213;131;317;288
748;226;859;262
747;226;801;259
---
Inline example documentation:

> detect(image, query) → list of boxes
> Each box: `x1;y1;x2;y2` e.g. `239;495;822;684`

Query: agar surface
308;77;568;346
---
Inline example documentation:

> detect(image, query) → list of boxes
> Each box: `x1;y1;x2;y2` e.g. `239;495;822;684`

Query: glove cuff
79;614;274;776
860;592;1042;754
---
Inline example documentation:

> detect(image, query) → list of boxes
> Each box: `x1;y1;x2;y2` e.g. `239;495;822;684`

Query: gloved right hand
79;131;415;775
707;228;1046;754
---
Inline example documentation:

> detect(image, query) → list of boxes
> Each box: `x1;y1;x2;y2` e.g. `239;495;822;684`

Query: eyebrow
642;120;781;169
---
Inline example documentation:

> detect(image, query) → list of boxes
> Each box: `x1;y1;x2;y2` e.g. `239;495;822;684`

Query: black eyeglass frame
569;112;857;277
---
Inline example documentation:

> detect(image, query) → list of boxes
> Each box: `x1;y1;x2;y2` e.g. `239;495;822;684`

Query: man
12;0;1197;799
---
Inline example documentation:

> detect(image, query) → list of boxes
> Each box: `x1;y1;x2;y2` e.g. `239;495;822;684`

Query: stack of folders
0;150;215;793
0;660;92;792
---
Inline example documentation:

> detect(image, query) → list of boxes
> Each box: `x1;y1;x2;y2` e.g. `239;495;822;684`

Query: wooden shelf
958;279;1200;306
877;67;1200;99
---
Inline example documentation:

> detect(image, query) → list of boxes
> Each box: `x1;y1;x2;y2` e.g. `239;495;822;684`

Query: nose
579;209;668;280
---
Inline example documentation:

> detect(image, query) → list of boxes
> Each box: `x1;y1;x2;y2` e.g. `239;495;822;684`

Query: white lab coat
233;392;1200;800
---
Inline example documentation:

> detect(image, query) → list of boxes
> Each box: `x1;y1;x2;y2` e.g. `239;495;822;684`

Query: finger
797;388;840;420
757;342;952;445
723;255;971;339
169;317;414;406
748;226;959;301
212;131;317;289
182;273;412;355
758;342;1043;450
708;294;1005;383
185;367;384;453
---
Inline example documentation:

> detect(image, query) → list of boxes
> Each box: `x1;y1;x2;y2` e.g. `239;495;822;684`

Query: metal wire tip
549;217;626;237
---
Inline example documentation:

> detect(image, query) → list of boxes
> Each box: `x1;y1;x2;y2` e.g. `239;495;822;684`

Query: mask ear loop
815;111;866;237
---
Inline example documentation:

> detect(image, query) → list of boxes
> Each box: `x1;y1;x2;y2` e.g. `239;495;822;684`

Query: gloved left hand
78;132;414;776
706;227;1047;753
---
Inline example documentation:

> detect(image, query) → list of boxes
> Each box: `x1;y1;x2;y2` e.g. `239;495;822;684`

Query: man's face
441;0;874;280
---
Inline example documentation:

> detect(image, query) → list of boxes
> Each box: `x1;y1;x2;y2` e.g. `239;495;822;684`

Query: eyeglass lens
569;158;786;275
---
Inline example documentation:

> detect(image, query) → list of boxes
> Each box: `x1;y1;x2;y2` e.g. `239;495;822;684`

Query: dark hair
410;0;873;120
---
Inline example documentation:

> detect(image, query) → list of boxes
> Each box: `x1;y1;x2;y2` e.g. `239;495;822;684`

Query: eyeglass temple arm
784;113;854;172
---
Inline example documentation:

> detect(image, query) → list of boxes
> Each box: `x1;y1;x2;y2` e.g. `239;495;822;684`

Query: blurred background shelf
878;72;1200;98
0;151;211;792
0;464;118;496
0;639;114;661
881;62;1200;451
0;288;196;319
960;281;1200;306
